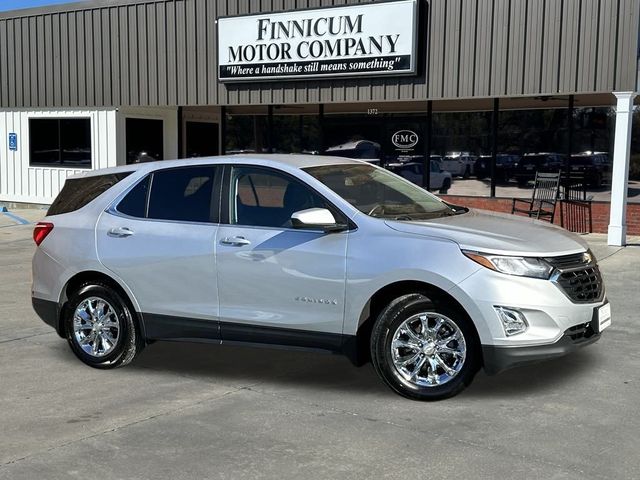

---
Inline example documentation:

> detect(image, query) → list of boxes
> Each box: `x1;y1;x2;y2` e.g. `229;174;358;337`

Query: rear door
96;165;222;339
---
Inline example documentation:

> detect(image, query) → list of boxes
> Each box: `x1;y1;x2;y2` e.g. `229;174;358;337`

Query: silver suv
31;155;611;400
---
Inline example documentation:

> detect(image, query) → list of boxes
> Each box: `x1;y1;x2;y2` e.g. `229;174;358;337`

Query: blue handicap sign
8;133;17;151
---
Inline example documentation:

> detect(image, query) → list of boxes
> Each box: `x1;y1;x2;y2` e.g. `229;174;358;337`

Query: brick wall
441;195;640;235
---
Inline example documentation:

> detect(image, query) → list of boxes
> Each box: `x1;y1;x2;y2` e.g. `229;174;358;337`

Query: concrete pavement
0;214;639;479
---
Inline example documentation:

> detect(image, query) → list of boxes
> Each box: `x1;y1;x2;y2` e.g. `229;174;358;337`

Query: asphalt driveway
1;210;639;479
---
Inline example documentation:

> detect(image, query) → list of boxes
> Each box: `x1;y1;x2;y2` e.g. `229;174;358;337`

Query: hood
384;209;588;257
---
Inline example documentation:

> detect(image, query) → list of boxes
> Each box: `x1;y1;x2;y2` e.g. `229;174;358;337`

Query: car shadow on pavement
46;338;599;399
48;339;599;398
466;349;598;398
107;340;385;395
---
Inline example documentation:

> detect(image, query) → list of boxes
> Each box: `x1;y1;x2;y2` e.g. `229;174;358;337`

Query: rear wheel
64;282;143;369
370;294;480;400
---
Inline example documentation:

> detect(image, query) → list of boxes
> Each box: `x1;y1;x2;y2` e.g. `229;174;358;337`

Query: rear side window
116;176;150;218
147;166;218;222
48;172;132;216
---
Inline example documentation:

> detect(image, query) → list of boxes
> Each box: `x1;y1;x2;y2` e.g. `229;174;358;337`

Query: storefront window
272;113;321;154
126;118;164;164
185;122;219;158
225;106;268;153
494;104;615;203
495;106;568;199
627;105;640;203
29;118;92;168
570;107;614;201
220;100;624;204
323;114;387;163
432;111;491;197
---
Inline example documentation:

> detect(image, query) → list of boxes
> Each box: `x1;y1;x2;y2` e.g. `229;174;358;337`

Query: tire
438;179;451;194
370;293;480;401
64;282;144;369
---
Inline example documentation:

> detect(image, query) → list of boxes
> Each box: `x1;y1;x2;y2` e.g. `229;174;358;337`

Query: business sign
217;0;418;82
8;133;17;151
392;130;419;150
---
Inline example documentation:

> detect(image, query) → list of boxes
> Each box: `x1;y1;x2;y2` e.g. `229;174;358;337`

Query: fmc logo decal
392;130;419;149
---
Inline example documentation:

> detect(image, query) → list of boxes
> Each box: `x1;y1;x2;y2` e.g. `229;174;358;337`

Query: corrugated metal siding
0;109;117;204
0;0;638;108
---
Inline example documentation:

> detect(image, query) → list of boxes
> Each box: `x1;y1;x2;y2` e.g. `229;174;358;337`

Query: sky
0;0;81;12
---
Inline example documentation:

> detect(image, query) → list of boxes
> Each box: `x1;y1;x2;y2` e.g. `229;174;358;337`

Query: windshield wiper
442;202;469;215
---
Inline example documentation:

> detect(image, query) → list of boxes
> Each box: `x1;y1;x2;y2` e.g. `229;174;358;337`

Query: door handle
220;236;251;247
107;227;134;238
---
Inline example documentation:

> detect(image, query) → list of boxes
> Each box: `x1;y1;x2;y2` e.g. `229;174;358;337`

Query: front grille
565;322;596;342
545;252;591;270
555;265;604;303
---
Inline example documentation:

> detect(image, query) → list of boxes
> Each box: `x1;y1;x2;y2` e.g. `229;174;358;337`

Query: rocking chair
511;171;561;223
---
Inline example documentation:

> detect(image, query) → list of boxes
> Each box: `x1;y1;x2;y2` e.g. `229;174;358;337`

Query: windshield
304;163;454;220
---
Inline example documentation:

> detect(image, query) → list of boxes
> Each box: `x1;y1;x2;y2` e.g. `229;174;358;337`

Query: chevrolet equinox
31;155;610;400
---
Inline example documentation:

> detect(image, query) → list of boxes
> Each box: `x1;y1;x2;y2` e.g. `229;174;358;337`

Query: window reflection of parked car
440;152;477;178
324;140;381;161
570;152;610;188
392;154;441;165
387;160;452;193
474;154;519;182
127;150;161;164
513;153;565;186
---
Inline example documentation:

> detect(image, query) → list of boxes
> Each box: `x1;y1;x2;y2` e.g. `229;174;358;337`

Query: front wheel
370;294;480;400
64;282;143;369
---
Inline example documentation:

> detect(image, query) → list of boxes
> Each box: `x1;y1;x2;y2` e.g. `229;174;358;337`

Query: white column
607;92;637;246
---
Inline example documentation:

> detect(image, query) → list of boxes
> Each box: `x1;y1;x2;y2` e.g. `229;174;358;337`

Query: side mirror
291;208;348;233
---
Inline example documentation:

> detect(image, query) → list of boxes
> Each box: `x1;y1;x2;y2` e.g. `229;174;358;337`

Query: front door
96;165;221;339
216;165;348;346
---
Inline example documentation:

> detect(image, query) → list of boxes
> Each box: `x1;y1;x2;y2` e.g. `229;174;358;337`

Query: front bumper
482;324;601;375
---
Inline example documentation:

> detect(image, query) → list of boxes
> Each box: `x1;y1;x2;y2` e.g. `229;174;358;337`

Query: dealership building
0;0;639;244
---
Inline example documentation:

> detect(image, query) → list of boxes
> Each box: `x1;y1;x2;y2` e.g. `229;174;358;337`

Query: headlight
463;251;553;279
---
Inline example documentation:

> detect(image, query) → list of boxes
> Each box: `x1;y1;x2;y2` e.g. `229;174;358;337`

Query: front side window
304;164;453;220
146;166;218;223
29;118;92;168
231;167;328;228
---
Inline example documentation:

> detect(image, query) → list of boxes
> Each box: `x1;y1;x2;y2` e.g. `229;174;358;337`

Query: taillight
33;222;54;246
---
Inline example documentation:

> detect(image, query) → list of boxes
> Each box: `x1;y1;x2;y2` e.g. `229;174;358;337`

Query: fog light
494;306;528;336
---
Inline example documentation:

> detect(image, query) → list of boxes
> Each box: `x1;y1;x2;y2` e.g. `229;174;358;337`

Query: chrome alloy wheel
73;297;121;357
390;312;466;387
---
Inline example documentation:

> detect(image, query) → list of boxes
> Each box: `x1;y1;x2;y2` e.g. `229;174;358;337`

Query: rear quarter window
48;172;132;216
116;176;150;218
